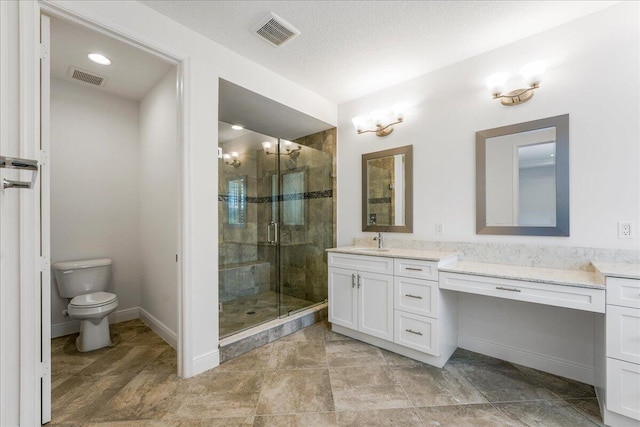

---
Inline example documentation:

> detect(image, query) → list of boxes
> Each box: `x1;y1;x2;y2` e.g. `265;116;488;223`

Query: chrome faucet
373;232;383;249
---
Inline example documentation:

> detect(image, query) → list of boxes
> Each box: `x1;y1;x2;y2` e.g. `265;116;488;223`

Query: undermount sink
349;247;391;252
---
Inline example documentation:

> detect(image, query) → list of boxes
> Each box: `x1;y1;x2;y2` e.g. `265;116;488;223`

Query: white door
40;12;52;424
358;271;393;341
328;267;357;329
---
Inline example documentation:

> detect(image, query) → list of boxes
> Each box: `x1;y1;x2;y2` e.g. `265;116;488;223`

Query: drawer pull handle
405;267;423;271
405;329;423;336
496;286;521;293
405;294;423;299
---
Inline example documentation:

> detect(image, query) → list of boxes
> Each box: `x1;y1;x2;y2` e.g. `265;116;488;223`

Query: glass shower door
276;138;333;317
218;123;279;338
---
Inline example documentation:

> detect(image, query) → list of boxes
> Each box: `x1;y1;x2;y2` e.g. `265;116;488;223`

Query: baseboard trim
458;334;595;385
192;349;220;376
51;307;140;338
139;307;178;349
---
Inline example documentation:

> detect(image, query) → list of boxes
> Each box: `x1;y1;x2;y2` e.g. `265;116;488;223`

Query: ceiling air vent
253;12;300;47
68;67;107;87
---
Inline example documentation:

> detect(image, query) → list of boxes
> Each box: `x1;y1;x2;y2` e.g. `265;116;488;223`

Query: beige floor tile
330;366;412;411
565;398;605;426
325;340;386;368
494;400;599;427
416;403;525;427
391;364;488;407
253;412;337;427
216;343;274;372
256;369;334;415
337;407;423;426
267;340;327;369
76;345;167;377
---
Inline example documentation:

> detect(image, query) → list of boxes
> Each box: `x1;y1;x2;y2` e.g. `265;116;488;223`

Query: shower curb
219;305;328;363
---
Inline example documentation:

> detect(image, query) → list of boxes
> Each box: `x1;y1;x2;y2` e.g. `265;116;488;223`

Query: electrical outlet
435;222;444;235
618;221;634;239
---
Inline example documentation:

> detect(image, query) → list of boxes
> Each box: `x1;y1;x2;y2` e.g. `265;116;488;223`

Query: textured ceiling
51;16;173;101
140;0;616;104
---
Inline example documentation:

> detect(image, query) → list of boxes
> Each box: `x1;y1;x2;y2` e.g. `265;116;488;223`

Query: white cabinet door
329;267;357;330
358;271;394;341
607;358;640;421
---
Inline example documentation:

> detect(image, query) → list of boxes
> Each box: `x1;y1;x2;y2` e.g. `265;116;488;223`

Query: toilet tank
52;258;112;298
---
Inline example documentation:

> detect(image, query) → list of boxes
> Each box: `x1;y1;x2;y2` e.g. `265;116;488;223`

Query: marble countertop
326;246;459;263
439;261;605;289
592;261;640;280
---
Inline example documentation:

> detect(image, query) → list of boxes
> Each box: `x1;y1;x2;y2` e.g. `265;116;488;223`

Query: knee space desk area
327;247;640;427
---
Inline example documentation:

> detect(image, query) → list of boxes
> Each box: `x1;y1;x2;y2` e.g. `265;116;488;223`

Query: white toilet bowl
67;291;118;352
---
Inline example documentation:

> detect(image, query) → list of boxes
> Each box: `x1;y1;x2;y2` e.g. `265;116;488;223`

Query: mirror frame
362;145;413;233
476;114;570;236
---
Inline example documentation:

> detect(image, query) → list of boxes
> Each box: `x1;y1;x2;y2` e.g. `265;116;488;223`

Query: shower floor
219;290;314;338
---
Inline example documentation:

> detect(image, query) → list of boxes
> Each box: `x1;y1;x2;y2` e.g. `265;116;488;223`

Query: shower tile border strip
219;304;328;363
218;189;333;203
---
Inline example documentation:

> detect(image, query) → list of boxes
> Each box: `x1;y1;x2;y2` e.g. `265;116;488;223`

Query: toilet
53;258;118;352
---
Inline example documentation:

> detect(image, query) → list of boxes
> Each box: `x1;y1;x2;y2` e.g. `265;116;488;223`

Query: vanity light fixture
222;151;241;168
485;60;546;106
352;104;405;137
262;140;302;158
87;53;111;65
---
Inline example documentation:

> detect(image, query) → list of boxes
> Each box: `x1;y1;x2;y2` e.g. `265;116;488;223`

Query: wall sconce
351;105;405;137
485;60;546;106
222;151;241;168
261;140;302;158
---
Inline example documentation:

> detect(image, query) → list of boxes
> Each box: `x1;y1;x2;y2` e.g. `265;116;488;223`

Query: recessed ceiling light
88;53;111;65
231;124;244;130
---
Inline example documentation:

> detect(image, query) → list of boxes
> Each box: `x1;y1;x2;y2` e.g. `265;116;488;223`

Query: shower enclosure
218;122;335;338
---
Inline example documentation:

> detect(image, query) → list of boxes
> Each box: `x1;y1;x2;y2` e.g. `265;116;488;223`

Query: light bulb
283;140;292;146
370;109;390;127
262;141;272;149
231;151;239;158
484;72;510;96
351;116;367;132
392;103;406;121
88;53;111;65
231;124;244;130
222;153;231;160
520;60;546;86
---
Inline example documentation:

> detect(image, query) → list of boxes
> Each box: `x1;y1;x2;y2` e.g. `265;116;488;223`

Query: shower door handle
267;221;274;244
267;221;279;244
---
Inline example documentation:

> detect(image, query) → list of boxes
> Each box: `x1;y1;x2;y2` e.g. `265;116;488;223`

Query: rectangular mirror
476;114;569;236
362;145;413;232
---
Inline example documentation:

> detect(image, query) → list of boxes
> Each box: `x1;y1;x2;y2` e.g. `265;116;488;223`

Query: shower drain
246;310;256;315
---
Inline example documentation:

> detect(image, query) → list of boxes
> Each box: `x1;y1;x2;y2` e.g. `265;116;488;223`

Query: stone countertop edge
326;246;460;263
591;261;640;280
439;261;604;289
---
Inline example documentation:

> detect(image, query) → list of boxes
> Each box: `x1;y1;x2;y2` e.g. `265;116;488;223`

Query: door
40;12;52;424
328;267;356;329
358;271;393;341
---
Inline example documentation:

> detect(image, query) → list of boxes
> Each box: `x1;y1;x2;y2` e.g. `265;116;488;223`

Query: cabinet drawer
394;311;438;355
394;258;439;281
394;277;438;318
439;272;605;313
607;305;640;364
606;358;640;421
607;277;640;309
328;252;394;275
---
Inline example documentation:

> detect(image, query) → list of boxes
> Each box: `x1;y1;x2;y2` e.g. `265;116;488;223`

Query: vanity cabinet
328;253;394;341
604;276;640;424
328;251;458;368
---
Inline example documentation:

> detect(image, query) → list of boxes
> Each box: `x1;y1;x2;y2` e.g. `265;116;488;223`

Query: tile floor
219;290;315;338
51;319;604;426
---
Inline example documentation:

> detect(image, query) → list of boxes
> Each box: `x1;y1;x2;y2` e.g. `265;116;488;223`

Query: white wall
46;0;337;377
50;77;142;333
337;3;639;383
139;68;178;343
338;2;639;250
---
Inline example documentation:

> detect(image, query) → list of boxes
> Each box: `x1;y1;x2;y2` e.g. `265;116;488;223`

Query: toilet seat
69;291;117;308
67;292;118;320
